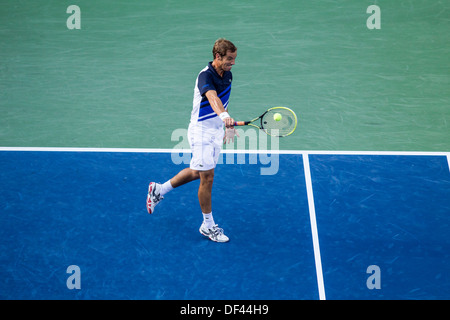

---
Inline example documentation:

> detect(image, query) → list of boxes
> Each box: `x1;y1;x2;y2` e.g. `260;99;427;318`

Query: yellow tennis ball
273;113;282;121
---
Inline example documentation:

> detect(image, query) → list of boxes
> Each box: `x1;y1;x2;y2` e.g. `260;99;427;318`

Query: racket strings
261;109;297;136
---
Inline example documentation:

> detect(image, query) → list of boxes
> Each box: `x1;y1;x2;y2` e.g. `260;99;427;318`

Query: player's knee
202;175;214;185
199;170;214;185
190;169;200;180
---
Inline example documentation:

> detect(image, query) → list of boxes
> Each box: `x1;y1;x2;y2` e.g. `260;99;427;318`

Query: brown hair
212;38;237;59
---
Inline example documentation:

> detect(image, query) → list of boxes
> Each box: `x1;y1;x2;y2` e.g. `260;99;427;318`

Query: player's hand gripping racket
234;106;298;137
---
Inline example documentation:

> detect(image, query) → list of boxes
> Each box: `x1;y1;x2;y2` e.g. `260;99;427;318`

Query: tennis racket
233;106;298;137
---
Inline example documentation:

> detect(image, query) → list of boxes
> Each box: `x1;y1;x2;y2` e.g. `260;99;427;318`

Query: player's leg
147;128;207;214
197;168;229;243
147;168;199;214
170;168;200;188
197;168;214;213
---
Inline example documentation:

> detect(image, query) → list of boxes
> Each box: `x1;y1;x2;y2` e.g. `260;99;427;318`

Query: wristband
219;112;230;121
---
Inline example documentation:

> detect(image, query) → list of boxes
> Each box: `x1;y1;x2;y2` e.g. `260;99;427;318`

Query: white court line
1;146;449;157
447;155;450;174
302;152;326;300
0;147;179;153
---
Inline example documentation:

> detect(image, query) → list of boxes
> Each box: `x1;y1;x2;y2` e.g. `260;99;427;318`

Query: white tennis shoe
199;223;229;243
147;182;163;214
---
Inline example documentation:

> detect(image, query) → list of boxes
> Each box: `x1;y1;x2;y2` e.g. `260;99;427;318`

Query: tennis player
147;38;238;242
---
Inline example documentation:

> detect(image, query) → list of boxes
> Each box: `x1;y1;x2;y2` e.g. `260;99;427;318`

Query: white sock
160;180;173;196
202;212;215;228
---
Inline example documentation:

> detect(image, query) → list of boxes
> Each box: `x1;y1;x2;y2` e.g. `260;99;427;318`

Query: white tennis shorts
188;125;224;171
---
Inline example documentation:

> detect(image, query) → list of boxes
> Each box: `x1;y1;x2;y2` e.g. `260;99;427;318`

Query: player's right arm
205;90;234;127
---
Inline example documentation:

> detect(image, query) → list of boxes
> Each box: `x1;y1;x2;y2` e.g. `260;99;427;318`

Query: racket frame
234;106;297;137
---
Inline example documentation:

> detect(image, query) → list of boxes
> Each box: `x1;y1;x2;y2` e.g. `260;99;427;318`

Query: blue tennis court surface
1;149;449;299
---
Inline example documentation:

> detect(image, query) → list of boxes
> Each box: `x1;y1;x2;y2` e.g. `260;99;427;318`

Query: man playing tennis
147;38;239;242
